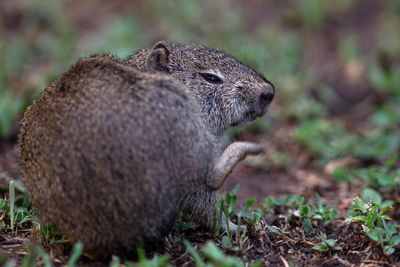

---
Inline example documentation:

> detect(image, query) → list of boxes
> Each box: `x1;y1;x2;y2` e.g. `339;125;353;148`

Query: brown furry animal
18;41;274;258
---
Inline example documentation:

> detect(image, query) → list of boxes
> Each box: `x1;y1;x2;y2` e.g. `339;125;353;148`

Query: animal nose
260;91;274;103
259;89;275;112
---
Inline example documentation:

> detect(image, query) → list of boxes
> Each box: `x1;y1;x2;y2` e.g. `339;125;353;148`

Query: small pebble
256;248;264;254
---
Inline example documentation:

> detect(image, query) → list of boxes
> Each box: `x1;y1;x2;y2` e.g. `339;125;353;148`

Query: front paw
221;219;246;233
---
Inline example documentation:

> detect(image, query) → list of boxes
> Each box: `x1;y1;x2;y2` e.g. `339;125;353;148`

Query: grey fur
18;41;274;258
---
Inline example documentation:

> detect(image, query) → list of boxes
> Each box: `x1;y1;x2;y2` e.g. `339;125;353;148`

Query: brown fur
18;41;274;258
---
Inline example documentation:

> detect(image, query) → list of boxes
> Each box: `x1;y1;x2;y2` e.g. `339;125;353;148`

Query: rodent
18;41;275;258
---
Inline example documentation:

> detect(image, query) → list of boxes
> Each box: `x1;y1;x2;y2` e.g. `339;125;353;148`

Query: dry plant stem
208;141;264;191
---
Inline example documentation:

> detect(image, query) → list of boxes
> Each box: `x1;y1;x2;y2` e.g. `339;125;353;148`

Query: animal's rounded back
18;57;215;257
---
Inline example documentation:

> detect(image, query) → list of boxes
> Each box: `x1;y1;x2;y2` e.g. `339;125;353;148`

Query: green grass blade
184;240;205;267
36;245;53;267
9;180;15;232
67;242;83;267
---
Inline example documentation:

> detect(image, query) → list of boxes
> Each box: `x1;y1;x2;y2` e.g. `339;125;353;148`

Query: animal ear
145;41;172;73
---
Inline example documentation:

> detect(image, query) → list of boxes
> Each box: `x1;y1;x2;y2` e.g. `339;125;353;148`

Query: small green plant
362;187;393;209
295;119;357;165
39;221;65;243
347;197;400;255
312;233;342;253
292;194;337;233
347;197;392;228
135;247;171;267
354;155;399;190
312;193;338;225
266;225;287;235
353;130;400;160
291;196;314;234
168;220;197;243
5;241;83;267
216;185;239;238
262;194;337;234
296;118;399;166
237;198;261;224
216;186;262;239
369;220;400;256
185;240;262;267
371;106;400;131
261;194;300;215
334;156;400;199
369;61;400;98
220;216;250;253
212;187;262;254
0;180;36;234
224;185;239;218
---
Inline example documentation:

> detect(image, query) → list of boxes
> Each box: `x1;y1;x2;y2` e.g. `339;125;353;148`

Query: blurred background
0;0;399;202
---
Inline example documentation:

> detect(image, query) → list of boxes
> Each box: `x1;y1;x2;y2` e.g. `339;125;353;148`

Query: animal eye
199;73;223;84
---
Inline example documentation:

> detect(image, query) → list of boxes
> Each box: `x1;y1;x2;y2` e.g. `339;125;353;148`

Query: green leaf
332;168;351;183
265;196;275;207
353;197;367;213
385;154;398;169
266;225;281;234
379;205;394;217
333;246;342;251
312;245;328;252
315;193;323;211
324;239;336;248
300;206;309;217
249;260;263;267
253;212;261;224
245;198;256;209
362;188;382;206
298;196;305;207
302;218;313;234
384;246;395;256
383;220;396;237
221;235;232;249
235;210;253;219
229;184;240;197
390;235;400;247
366;229;382;242
366;205;379;227
348;215;367;222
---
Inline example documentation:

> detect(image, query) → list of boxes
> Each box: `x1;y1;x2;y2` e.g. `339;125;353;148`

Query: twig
279;255;289;267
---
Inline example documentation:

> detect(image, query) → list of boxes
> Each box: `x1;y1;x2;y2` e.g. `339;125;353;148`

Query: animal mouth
230;109;265;127
247;109;266;121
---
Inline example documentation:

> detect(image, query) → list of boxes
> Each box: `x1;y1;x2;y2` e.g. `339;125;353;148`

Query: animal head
140;41;275;136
